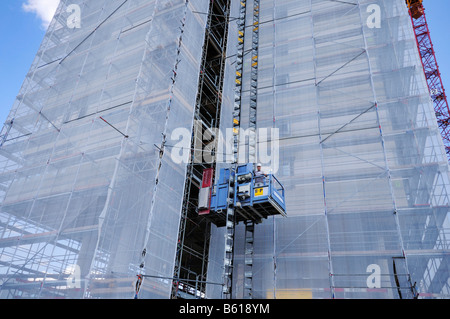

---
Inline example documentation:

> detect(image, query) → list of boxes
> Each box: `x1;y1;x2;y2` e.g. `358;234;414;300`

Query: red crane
406;0;450;160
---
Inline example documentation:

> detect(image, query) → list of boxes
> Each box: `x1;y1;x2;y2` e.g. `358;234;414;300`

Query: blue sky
0;1;449;128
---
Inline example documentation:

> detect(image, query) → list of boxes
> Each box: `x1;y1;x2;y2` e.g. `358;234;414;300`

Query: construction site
0;0;449;299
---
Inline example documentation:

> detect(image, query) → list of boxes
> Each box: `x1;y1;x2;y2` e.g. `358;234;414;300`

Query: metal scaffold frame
223;0;260;300
222;0;248;299
205;0;450;300
172;0;232;299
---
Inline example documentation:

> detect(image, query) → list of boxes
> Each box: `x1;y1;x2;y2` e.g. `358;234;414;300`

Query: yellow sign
254;188;263;196
266;289;312;299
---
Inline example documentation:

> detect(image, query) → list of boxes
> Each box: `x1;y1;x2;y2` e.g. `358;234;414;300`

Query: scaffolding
0;0;211;299
206;0;450;299
171;0;232;299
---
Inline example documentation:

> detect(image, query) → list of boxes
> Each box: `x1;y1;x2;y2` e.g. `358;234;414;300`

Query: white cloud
22;0;61;29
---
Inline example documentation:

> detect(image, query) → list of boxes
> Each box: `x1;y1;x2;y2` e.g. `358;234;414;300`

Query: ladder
248;0;259;164
222;0;247;299
242;0;259;298
222;0;260;299
243;220;255;299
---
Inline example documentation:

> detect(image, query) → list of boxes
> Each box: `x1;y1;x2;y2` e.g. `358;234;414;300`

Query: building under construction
0;0;449;299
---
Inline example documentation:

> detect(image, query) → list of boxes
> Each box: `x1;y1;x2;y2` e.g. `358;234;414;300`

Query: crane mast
406;0;450;159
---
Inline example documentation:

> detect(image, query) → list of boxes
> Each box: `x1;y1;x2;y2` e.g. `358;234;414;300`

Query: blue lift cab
198;163;286;227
